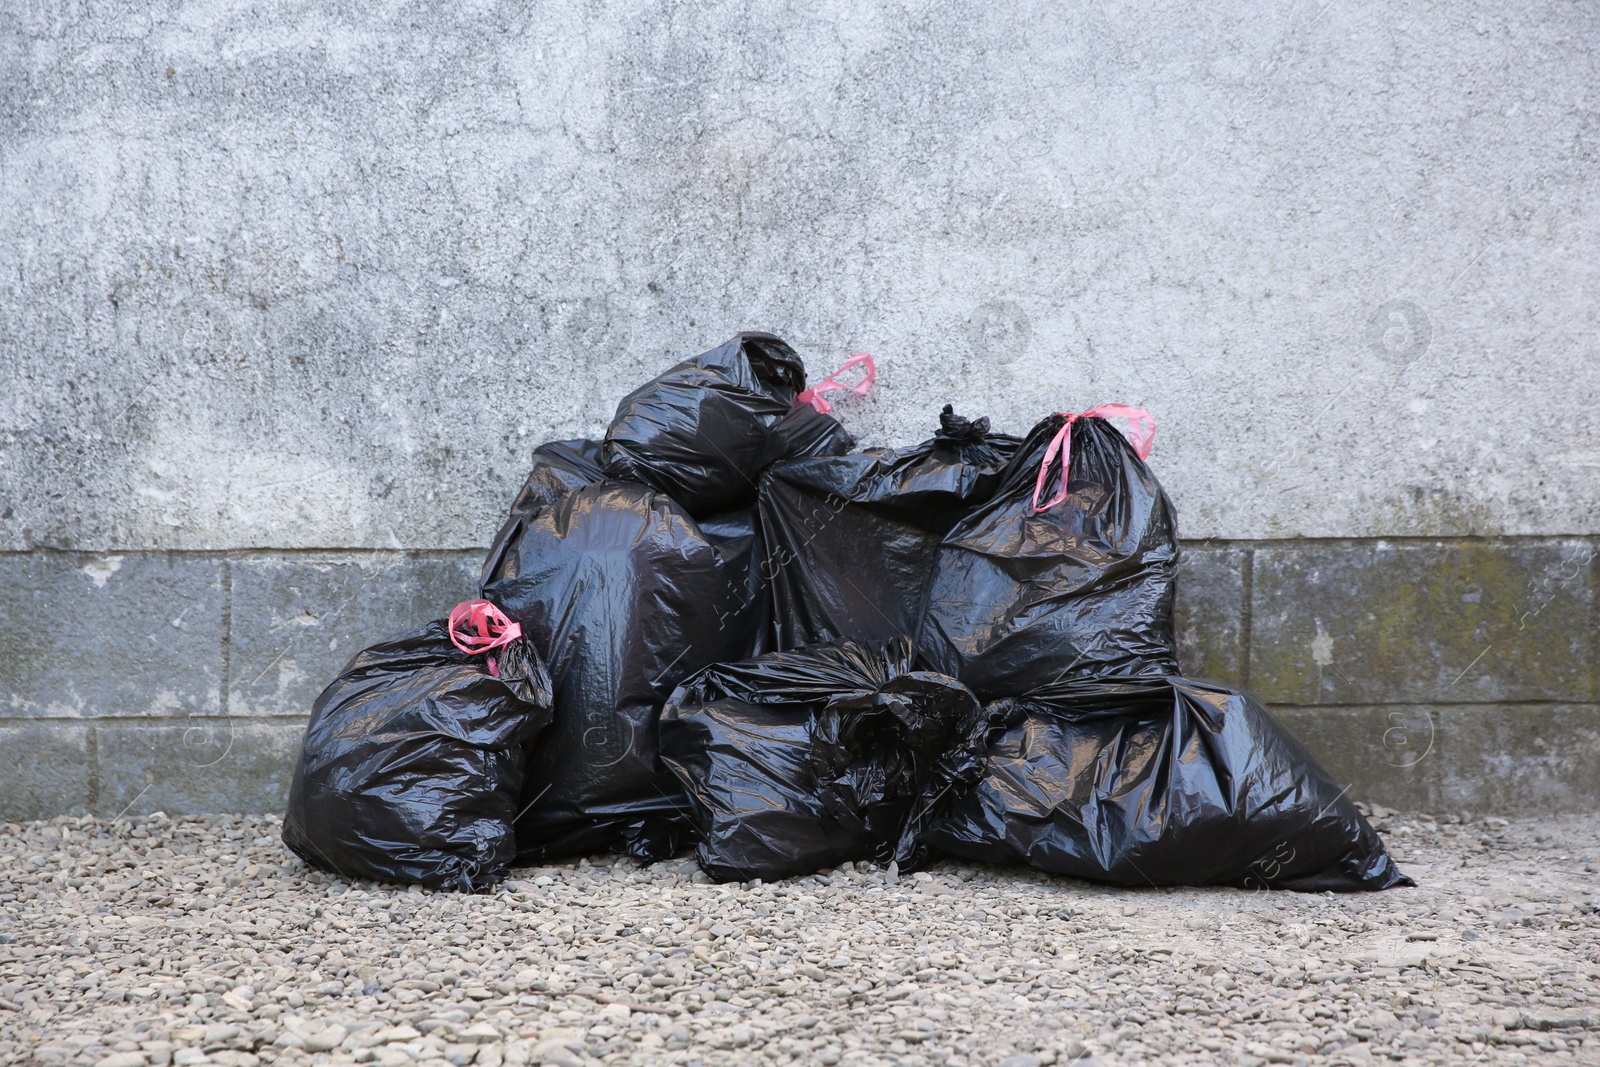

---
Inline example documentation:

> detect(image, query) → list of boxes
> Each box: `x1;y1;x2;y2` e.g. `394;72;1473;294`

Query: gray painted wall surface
3;1;1596;552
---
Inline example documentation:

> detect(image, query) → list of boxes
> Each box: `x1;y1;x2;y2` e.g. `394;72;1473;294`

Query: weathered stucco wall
2;1;1597;820
3;0;1596;551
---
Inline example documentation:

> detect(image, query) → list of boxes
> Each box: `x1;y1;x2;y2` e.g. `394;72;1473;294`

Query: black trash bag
918;406;1179;697
699;506;774;660
482;438;612;595
922;676;1412;891
760;405;1022;650
281;606;554;891
504;438;609;515
659;637;989;882
480;480;763;862
601;332;857;517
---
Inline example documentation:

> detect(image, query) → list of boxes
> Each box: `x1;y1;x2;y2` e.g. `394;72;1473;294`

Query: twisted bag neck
1030;404;1157;512
796;353;877;414
935;403;992;447
447;599;523;678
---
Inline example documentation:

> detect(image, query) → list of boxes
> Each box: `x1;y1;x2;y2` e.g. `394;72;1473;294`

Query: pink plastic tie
448;599;523;678
1030;404;1157;512
796;353;876;415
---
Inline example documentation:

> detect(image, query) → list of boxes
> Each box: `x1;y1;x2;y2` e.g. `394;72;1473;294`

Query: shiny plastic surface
503;438;609;517
659;638;988;882
924;676;1412;891
601;332;855;517
759;405;1023;650
919;412;1180;697
282;620;554;891
480;481;763;861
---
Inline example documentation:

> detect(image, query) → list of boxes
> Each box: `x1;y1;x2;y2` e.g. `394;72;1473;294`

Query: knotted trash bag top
601;333;868;517
479;479;764;862
921;675;1412;891
659;637;991;883
759;403;1024;651
281;602;554;892
918;405;1180;697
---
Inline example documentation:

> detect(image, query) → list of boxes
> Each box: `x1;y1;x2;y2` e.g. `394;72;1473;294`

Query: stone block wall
3;539;1594;821
0;551;479;821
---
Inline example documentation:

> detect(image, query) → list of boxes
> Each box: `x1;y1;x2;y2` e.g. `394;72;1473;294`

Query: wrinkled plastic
602;332;856;517
659;638;988;882
760;405;1023;650
919;411;1180;697
480;480;763;861
503;438;608;517
923;676;1411;891
282;620;554;891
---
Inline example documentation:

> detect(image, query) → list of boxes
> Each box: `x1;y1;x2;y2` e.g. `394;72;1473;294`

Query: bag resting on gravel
286;341;1411;898
921;675;1411;891
282;606;553;891
480;479;764;863
659;638;990;882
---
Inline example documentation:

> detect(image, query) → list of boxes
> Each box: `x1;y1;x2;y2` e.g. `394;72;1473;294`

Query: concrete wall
2;1;1596;819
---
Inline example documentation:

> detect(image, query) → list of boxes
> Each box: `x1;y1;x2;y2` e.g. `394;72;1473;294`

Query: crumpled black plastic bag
502;438;608;517
281;620;554;891
922;676;1411;891
918;411;1179;697
602;332;856;517
480;480;763;862
759;405;1023;651
659;638;989;882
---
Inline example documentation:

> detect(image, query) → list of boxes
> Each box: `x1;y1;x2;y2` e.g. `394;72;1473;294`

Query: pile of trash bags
284;332;1410;893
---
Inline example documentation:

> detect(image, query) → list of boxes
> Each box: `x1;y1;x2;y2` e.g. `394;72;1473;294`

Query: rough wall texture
2;1;1596;819
3;0;1596;551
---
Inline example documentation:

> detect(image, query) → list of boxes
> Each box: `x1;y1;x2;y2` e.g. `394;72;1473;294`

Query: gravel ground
2;807;1597;1067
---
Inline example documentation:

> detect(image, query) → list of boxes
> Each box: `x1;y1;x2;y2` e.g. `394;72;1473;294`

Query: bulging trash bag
479;480;762;862
483;438;612;594
918;405;1179;697
504;438;608;516
282;601;554;891
760;404;1022;650
601;333;866;516
659;637;989;882
922;676;1412;891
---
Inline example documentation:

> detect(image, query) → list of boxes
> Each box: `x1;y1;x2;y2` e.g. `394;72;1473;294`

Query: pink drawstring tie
1031;404;1157;512
796;353;876;414
448;599;523;677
